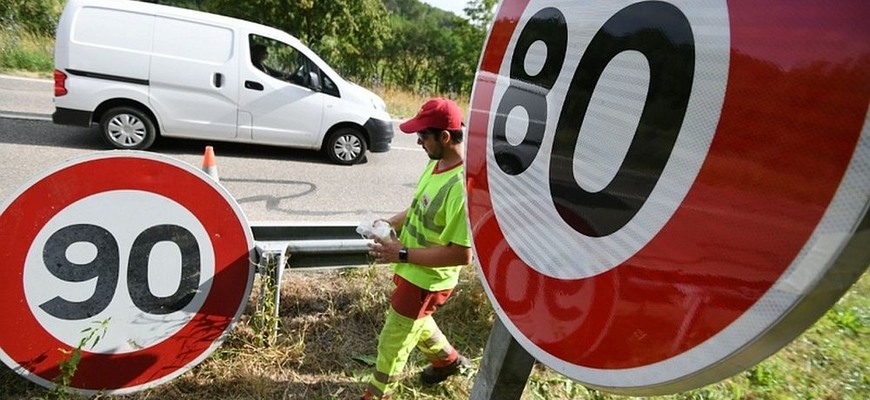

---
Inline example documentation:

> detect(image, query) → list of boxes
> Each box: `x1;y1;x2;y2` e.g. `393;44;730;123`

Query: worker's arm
369;236;471;267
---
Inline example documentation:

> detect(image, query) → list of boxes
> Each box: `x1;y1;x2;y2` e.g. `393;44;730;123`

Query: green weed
0;29;53;76
251;254;283;347
828;307;866;336
29;318;111;400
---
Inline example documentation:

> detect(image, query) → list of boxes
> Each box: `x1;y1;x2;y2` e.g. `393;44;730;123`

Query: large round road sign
0;152;254;394
467;0;869;395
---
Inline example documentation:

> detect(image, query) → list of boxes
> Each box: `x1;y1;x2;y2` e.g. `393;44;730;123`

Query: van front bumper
53;107;93;127
365;117;394;153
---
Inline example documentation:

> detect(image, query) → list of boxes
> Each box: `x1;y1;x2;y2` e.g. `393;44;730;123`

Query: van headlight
371;96;387;112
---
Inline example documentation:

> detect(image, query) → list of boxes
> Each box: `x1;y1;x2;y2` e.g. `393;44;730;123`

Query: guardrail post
272;250;286;335
253;250;280;345
250;223;375;341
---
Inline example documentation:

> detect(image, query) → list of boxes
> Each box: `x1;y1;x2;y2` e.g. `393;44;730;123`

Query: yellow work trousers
366;307;457;398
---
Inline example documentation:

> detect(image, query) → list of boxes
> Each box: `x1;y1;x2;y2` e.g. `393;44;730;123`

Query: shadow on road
0;117;339;165
0;117;103;150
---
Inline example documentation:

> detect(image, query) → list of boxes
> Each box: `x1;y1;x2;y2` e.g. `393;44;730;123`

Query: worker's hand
375;218;404;236
368;231;401;264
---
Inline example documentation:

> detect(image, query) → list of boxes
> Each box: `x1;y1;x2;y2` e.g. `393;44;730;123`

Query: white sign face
487;0;730;279
24;191;215;353
0;152;253;395
467;0;869;394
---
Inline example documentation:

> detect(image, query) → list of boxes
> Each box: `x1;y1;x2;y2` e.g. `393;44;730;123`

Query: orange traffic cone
202;146;219;181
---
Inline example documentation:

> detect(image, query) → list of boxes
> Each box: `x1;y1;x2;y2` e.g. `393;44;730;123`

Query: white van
52;0;393;165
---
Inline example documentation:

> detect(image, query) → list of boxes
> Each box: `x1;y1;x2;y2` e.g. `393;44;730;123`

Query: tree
153;0;496;96
202;0;391;82
0;0;63;35
464;0;498;30
377;0;494;96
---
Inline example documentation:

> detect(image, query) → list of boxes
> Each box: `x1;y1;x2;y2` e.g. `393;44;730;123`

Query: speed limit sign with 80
467;0;869;395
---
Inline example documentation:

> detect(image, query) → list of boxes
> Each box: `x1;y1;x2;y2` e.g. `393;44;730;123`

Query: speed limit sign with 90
467;0;869;395
0;152;254;394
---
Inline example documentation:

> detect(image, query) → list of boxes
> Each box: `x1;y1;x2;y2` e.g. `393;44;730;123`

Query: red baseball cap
399;98;464;133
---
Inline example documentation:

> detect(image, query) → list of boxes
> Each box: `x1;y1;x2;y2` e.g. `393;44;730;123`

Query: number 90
40;224;201;320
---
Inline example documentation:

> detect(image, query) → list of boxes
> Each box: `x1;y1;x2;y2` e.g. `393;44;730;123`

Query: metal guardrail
249;222;375;335
251;222;373;269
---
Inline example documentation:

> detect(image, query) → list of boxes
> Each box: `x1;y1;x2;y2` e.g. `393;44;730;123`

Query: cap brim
399;118;427;134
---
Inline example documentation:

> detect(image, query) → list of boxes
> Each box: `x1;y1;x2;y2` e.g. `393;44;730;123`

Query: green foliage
745;363;779;388
31;319;111;400
464;0;498;29
1;0;493;98
0;1;57;75
827;306;867;336
0;27;54;75
202;0;392;85
198;0;489;96
0;0;63;35
1;270;867;399
250;257;282;347
377;0;491;96
528;373;594;399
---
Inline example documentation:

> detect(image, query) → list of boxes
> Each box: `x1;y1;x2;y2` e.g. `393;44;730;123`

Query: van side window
249;35;317;90
321;73;340;97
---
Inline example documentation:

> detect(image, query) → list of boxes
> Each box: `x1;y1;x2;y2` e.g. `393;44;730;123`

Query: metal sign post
470;317;535;400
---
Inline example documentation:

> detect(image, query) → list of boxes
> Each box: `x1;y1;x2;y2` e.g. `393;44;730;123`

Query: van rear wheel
100;107;158;150
325;128;367;165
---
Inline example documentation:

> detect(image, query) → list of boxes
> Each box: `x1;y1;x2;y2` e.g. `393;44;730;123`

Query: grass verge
0;266;866;400
374;85;470;120
0;29;54;78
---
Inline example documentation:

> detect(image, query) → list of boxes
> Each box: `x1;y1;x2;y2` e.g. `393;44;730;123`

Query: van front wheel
100;107;158;150
325;128;367;165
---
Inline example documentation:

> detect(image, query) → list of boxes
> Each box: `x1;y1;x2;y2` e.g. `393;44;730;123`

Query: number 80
492;2;695;237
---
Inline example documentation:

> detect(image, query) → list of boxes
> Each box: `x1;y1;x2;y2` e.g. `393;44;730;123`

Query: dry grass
0;266;493;400
140;265;493;400
375;85;471;120
1;265;867;400
0;29;54;78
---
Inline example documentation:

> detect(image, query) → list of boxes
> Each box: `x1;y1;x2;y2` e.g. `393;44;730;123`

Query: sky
420;0;468;18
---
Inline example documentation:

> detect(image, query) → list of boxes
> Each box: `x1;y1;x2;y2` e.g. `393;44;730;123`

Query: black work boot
420;355;471;384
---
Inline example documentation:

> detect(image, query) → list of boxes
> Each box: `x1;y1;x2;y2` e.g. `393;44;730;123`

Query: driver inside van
251;44;282;78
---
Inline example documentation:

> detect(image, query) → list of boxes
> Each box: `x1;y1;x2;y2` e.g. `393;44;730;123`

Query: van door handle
245;81;264;91
213;73;223;88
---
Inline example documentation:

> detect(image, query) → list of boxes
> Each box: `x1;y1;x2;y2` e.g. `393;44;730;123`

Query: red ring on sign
0;155;251;390
467;0;868;369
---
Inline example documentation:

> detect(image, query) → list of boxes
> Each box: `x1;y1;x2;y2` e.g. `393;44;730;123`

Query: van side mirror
308;71;321;92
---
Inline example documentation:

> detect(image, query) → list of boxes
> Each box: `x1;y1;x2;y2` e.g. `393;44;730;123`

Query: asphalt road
0;74;429;224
